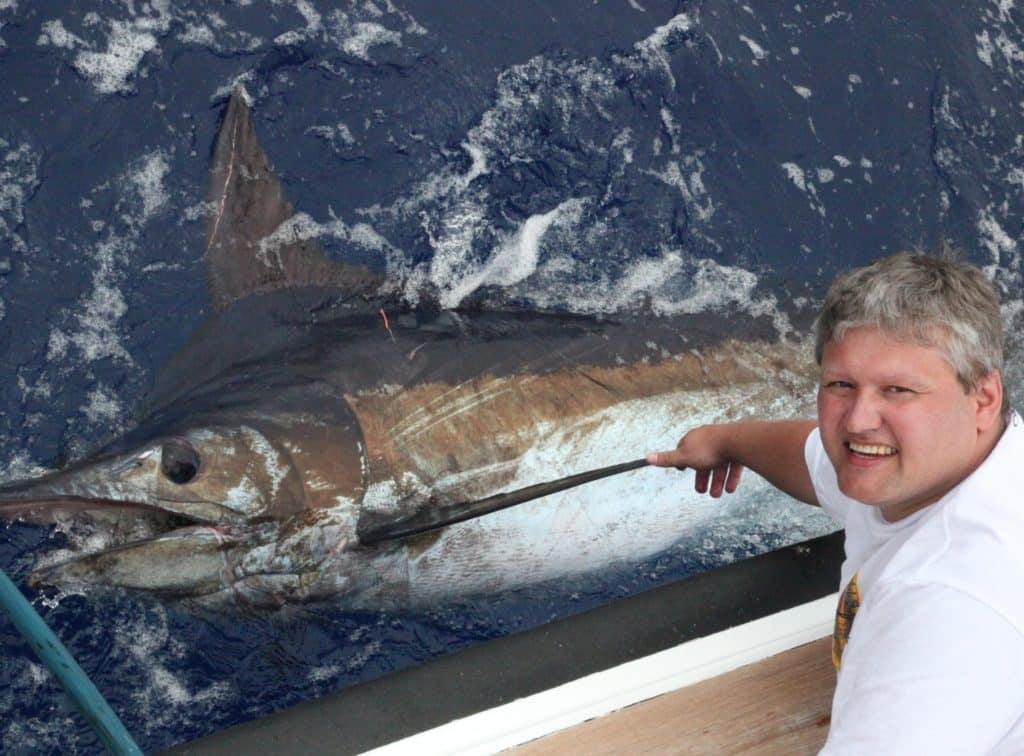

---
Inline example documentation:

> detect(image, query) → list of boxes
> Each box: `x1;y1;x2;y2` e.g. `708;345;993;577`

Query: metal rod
0;568;143;756
359;458;650;545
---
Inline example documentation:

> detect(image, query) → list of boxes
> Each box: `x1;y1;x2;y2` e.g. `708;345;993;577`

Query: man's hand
647;425;744;498
646;420;820;506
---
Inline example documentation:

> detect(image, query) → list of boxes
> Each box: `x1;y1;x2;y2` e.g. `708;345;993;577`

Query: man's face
817;327;1001;521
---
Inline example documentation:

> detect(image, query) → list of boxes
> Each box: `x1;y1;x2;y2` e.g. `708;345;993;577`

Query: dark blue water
1;1;1023;752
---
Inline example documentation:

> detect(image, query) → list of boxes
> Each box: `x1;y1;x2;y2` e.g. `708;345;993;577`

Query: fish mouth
0;493;214;526
0;489;251;594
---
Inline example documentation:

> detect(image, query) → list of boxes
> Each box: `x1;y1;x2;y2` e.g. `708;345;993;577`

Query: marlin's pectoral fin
205;86;382;310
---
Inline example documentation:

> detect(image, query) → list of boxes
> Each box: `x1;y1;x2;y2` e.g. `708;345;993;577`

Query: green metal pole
0;568;143;755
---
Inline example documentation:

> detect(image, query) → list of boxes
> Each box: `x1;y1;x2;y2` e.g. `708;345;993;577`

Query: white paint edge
363;593;837;756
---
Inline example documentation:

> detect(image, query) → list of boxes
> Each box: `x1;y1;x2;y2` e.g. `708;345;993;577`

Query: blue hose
0;568;143;755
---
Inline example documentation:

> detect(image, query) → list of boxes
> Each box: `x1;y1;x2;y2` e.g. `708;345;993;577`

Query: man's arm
646;420;819;505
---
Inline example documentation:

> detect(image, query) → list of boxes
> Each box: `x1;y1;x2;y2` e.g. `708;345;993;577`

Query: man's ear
973;369;1004;432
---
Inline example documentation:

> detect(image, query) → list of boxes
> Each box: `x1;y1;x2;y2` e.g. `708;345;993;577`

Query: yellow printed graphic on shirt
832;573;861;670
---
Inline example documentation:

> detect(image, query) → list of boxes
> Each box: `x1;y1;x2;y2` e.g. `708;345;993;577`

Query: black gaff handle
358;458;650;545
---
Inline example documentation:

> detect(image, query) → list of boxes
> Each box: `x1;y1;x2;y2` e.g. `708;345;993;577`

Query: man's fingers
646;450;742;497
709;465;729;497
646;451;666;466
708;463;742;498
725;463;744;493
646;450;686;469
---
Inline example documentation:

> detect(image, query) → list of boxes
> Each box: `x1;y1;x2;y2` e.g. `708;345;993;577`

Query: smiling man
648;253;1024;753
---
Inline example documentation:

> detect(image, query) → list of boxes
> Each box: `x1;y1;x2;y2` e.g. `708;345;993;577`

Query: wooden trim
512;637;836;755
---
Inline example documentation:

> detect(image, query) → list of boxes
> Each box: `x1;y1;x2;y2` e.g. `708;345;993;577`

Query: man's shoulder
982;409;1024;465
883;454;1024;634
950;411;1024;517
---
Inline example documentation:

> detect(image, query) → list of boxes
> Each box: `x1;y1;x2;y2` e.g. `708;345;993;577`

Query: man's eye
886;385;914;394
825;380;853;390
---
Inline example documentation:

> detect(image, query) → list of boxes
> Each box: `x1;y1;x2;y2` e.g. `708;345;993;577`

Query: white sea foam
256;210;402;279
47;151;173;365
611;128;635;165
37;19;87;49
212;73;257;106
824;10;853;23
389;139;488;226
16;372;52;402
636;12;694;55
649;256;791;332
739;34;768;62
435;198;586;309
321;3;426;61
0;655;78;753
274;0;322;46
66;248;132;363
344;21;402;58
360;14;793;334
81;384;123;425
131;153;170;220
970;1;1024;78
72;20;161;95
991;28;1024;70
0;141;40;254
780;162;827;217
0;448;49;483
781;162;806;191
978;205;1019;270
646;155;715;222
632;12;695;88
41;145;178;381
306;122;356;147
110;607;234;734
660;107;681;153
458;55;615;177
177;22;216;47
517;248;791;336
34;0;425;96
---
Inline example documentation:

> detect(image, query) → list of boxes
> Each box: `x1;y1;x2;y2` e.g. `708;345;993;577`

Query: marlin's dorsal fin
205;87;382;311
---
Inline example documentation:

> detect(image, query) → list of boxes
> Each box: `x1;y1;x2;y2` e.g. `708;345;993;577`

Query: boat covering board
510;636;835;755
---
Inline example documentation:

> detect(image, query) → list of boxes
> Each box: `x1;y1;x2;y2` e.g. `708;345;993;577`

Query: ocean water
1;1;1023;752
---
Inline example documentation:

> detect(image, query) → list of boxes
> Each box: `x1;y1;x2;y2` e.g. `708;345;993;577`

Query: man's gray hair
815;253;1004;402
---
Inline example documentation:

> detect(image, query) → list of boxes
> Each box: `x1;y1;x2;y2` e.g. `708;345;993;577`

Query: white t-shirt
806;414;1024;755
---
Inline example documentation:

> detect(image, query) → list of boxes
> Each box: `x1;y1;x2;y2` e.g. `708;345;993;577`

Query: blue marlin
0;89;813;609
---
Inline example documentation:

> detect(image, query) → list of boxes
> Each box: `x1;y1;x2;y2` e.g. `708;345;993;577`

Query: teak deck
509;637;836;755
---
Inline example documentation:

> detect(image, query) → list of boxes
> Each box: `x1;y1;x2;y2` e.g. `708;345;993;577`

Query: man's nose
845;390;883;433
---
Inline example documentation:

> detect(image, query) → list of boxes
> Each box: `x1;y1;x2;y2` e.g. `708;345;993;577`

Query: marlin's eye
161;441;200;485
